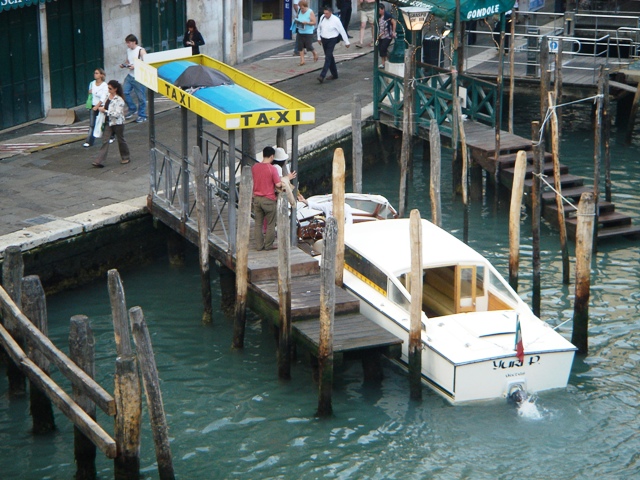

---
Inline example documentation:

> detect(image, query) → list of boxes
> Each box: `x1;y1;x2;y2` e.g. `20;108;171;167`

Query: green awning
389;0;516;22
1;0;51;13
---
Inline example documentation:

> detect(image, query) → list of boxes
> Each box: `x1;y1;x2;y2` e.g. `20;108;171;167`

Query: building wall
101;0;141;86
186;0;224;60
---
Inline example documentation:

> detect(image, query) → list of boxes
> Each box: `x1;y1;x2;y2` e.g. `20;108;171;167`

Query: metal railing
150;133;255;248
376;62;498;136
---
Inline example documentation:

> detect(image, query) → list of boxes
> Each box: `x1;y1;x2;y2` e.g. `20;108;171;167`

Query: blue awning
1;0;51;13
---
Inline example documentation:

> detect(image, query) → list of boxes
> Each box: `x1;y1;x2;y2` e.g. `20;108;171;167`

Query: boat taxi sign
135;48;315;130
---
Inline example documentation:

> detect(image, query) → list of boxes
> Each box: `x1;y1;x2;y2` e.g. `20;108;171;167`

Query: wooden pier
379;109;640;241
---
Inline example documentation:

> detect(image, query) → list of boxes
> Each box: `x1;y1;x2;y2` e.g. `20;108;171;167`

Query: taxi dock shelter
135;48;316;255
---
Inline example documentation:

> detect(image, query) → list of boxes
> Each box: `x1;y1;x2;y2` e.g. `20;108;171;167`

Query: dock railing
150;131;256;249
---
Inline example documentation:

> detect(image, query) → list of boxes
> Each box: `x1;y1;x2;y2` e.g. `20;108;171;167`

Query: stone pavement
0;34;378;246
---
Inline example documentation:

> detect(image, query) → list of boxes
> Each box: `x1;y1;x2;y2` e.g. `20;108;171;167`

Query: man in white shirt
316;5;350;83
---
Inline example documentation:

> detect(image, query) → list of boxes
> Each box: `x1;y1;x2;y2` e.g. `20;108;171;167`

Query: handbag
93;112;105;138
85;93;93;110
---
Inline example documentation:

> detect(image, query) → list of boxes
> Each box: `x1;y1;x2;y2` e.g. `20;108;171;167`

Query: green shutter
140;0;187;53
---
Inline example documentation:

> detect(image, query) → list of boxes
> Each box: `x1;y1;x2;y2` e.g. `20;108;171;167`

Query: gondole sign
0;0;48;11
136;50;315;131
388;0;516;22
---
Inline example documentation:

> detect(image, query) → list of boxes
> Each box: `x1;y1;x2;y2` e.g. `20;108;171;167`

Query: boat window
487;269;518;307
344;245;387;295
476;266;485;295
388;280;411;311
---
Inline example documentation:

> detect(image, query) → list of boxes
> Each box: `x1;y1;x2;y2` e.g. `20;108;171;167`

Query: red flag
515;318;524;364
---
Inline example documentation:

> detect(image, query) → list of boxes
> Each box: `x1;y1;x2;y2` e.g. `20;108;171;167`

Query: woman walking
83;68;108;148
183;19;205;55
92;80;130;168
295;0;318;66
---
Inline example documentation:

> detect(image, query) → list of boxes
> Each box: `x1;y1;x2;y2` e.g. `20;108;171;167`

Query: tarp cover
388;0;516;22
175;65;233;88
193;85;283;114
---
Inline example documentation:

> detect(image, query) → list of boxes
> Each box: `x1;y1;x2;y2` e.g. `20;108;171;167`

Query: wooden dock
148;196;404;369
380;113;640;241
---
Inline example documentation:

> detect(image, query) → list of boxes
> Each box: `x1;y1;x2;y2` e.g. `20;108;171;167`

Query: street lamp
399;6;431;32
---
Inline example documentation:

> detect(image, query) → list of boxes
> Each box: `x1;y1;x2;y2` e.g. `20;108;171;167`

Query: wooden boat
297;193;398;255
341;218;577;404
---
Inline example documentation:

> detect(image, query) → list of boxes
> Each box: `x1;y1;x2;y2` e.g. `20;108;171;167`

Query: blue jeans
320;36;340;79
123;75;147;119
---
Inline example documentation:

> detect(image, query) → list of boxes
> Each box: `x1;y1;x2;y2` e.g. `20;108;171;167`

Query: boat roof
344;218;487;276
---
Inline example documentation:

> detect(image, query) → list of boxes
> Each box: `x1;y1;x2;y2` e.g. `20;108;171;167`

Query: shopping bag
93;112;105;138
85;93;93;110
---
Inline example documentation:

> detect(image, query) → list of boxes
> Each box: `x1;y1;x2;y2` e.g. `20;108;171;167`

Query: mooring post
399;44;416;217
429;120;442;227
129;307;175;480
603;68;611;203
625;81;640;145
508;151;527;291
69;315;96;480
549;93;570;285
2;245;26;396
332;148;346;287
409;210;423;401
555;39;564;139
277;194;292;380
540;36;550;144
108;270;142;480
593;67;604;248
233;166;253;350
494;15;505;189
352;94;363;194
531;121;542;317
508;10;516;134
317;217;337;417
22;275;55;433
194;146;213;324
456;100;469;208
571;192;595;354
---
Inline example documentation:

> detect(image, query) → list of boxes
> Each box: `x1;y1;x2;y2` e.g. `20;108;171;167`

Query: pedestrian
83;68;108;148
292;0;301;56
252;146;283;250
376;4;396;70
183;19;205;55
317;5;350;84
121;34;147;123
339;0;353;38
295;0;318;66
356;0;376;48
92;80;130;168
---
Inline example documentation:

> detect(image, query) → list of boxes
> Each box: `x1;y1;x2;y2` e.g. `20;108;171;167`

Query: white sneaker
109;137;115;144
83;143;90;148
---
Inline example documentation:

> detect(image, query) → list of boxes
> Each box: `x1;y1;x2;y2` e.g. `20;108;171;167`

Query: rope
531;171;579;212
534;94;602;146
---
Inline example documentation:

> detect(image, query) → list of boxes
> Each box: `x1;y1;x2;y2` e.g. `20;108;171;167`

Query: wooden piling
233;166;253;350
317;217;337;417
555;39;563;138
113;356;142;480
531;122;542;317
603;69;611;202
108;269;141;480
549;93;570;285
399;44;416;217
352;94;363;194
508;11;516;133
69;315;96;480
277;193;292;380
540;37;550;142
594;67;604;246
22;275;55;433
1;245;26;396
194;146;213;324
625;81;640;145
494;20;505;184
508;151;527;291
455;100;469;207
409;210;423;401
571;192;595;354
429;120;442;227
332;148;346;287
108;269;133;357
129;307;175;480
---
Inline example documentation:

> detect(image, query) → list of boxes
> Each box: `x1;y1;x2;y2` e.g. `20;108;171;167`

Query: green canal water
1;97;639;478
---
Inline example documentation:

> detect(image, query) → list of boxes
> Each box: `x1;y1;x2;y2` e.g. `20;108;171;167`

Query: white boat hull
354;282;575;404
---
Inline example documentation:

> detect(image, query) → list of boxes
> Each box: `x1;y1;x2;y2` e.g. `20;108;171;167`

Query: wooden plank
293;314;402;353
0;286;116;416
251;274;360;320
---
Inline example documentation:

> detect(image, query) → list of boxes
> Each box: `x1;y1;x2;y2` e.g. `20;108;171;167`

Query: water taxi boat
342;218;576;404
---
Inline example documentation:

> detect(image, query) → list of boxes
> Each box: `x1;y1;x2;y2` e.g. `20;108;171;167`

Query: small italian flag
515;318;524;364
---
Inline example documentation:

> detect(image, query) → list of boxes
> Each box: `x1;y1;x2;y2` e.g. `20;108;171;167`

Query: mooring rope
531;171;579;212
534;94;603;146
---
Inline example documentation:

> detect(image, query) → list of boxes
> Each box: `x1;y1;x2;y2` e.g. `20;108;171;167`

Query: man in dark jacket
340;0;353;38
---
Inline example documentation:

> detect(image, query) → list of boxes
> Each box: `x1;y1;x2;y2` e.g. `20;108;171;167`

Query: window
344;246;387;295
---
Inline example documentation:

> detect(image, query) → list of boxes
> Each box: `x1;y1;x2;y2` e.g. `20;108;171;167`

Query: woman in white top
83;68;108;147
